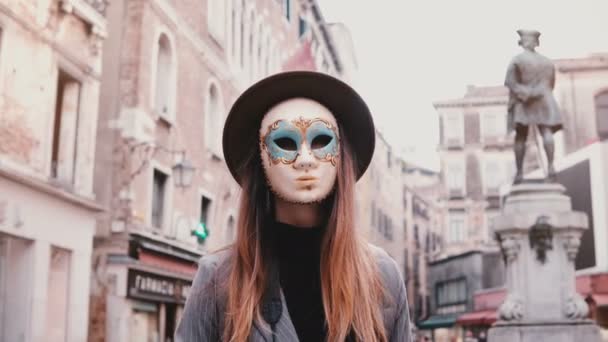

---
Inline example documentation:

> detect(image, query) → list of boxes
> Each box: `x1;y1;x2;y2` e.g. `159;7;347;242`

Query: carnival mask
259;98;340;204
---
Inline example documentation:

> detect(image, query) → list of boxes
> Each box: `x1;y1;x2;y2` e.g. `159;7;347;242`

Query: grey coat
504;50;563;133
175;244;412;342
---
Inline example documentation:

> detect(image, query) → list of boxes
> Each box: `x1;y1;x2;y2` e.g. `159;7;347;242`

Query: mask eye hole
311;134;332;149
274;137;297;151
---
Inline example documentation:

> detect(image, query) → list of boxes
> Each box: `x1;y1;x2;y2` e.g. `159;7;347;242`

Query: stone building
402;163;441;325
419;250;505;342
433;85;514;259
357;132;405;272
554;53;608;154
89;0;356;341
0;0;107;341
358;137;444;326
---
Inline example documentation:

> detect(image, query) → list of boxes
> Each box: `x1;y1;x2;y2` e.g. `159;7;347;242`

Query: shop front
126;267;192;342
454;287;504;341
418;313;461;342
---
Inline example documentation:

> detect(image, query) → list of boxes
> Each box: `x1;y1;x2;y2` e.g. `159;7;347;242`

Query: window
596;90;608;138
231;0;239;64
45;247;71;341
387;150;392;169
200;196;212;233
481;110;506;142
413;197;429;219
247;12;255;80
386;217;393;241
403;250;409;277
403;219;408;241
239;1;246;68
154;34;174;119
437;278;467;307
226;216;235;242
485;211;500;242
0;234;32;341
205;82;223;156
298;14;307;37
447;213;466;243
51;70;81;185
207;0;226;43
376;211;393;240
283;0;291;21
151;169;168;229
445;159;465;196
256;28;263;80
264;39;271;76
443;113;464;147
483;159;503;195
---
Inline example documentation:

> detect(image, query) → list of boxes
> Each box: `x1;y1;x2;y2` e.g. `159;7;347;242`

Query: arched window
155;33;173;117
205;82;223;155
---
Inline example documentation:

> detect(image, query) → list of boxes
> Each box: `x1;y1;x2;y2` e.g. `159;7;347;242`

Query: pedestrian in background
176;71;411;341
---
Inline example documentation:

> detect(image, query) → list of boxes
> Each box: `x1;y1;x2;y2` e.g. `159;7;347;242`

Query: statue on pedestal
505;30;563;184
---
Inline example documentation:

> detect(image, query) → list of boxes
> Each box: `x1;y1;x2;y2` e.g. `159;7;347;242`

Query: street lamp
172;155;195;188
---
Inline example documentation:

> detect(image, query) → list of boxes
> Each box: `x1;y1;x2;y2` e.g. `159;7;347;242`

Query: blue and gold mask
260;116;340;166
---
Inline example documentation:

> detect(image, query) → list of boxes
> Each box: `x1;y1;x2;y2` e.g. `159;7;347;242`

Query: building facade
0;0;107;341
356;134;444;325
402;163;442;325
554;53;608;154
419;251;505;342
89;0;355;341
357;132;405;272
433;85;515;259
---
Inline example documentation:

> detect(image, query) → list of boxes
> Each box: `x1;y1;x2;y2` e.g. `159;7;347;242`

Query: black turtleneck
272;220;327;342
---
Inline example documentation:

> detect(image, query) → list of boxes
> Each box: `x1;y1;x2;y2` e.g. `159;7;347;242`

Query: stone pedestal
488;183;601;342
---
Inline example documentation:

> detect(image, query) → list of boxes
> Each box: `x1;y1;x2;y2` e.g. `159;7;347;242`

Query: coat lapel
251;289;299;342
271;289;299;341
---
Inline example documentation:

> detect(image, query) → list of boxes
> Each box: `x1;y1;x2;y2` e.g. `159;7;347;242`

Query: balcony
448;187;466;199
482;134;511;149
444;137;464;150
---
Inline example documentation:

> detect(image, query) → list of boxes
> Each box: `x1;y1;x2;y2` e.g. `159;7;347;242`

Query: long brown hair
223;130;388;342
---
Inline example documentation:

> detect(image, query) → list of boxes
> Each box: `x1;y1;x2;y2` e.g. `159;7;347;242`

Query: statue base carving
488;183;601;341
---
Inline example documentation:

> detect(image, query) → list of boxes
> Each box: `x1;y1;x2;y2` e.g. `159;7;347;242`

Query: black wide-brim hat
222;71;375;186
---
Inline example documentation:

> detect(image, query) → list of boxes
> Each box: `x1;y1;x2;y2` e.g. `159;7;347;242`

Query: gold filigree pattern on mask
259;116;340;166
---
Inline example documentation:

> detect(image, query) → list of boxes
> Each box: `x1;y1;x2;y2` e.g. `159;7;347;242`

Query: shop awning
589;294;608;307
456;310;497;326
417;314;458;330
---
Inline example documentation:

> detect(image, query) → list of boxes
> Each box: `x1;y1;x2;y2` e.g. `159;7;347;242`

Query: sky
319;0;608;170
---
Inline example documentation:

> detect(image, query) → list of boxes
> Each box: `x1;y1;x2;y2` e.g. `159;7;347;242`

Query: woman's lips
296;176;317;182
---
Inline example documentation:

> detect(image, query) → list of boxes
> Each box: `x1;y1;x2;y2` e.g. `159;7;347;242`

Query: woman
176;71;410;342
